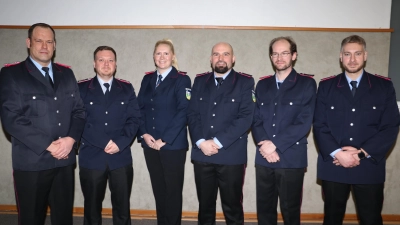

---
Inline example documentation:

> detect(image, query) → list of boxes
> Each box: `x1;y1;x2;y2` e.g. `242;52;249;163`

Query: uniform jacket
187;69;255;165
137;67;191;150
78;76;141;170
0;57;85;171
314;71;400;184
252;69;317;168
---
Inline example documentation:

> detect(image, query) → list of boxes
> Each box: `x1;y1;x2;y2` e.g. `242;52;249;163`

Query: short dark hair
93;46;117;61
341;35;366;51
28;23;56;42
269;36;297;55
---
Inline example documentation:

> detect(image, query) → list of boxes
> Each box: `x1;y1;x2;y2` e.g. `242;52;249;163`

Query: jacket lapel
353;72;371;102
336;73;355;104
274;69;297;98
25;58;53;90
52;63;62;91
106;78;123;108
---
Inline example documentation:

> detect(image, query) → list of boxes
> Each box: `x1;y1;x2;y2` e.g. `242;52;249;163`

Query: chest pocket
223;96;241;116
23;94;47;117
362;103;384;125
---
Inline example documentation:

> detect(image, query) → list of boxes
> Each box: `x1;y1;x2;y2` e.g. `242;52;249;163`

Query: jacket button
32;96;36;99
105;111;108;114
350;138;353;141
211;126;213;128
331;106;334;109
350;123;353;126
105;123;108;126
54;97;57;100
352;108;355;112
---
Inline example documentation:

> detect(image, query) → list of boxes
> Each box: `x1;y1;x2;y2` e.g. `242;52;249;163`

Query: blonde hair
154;39;178;69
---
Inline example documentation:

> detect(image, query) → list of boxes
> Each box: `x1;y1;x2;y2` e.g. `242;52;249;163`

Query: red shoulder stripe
55;62;71;68
115;78;131;84
320;75;336;82
260;75;273;80
178;70;187;75
78;78;92;83
298;73;314;78
237;72;253;78
196;71;210;77
145;70;155;75
372;74;391;81
3;62;21;67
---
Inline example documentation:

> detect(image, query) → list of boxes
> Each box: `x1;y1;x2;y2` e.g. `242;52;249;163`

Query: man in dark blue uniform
0;23;86;225
314;35;400;225
252;37;316;225
187;42;255;225
78;46;141;225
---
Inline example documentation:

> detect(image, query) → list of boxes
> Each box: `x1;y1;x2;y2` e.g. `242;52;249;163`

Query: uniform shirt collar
29;56;53;78
345;71;363;89
97;75;114;94
157;66;173;81
214;69;231;85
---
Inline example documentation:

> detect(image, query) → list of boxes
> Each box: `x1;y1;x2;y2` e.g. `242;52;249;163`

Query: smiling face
154;43;175;74
26;26;55;67
210;42;235;76
340;42;367;77
94;50;116;82
270;39;297;72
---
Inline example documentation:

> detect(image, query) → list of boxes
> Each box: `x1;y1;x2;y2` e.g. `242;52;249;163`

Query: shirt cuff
330;148;341;158
213;137;223;148
196;139;205;148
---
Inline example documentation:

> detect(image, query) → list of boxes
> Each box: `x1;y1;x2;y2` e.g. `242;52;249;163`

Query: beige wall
0;28;398;214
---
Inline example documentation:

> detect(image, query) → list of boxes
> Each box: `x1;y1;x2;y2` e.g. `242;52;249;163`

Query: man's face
340;43;367;75
94;50;116;81
210;43;235;75
26;27;55;67
270;39;296;72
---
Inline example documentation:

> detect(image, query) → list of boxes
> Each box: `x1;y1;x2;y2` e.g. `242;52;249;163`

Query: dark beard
214;65;229;74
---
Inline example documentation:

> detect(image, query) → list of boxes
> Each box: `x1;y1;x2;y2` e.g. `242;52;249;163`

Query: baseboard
1;205;399;223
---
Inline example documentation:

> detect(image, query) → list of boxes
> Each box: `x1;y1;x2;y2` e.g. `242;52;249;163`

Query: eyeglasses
271;52;291;58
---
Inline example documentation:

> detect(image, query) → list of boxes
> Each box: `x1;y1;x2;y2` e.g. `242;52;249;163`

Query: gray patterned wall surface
0;28;398;214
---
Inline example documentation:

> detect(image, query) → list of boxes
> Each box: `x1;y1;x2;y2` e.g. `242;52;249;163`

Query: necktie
156;75;162;88
350;81;357;97
104;83;110;97
277;82;282;89
215;77;224;89
41;67;54;88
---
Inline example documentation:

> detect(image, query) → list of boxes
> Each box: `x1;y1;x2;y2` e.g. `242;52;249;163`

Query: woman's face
154;43;174;72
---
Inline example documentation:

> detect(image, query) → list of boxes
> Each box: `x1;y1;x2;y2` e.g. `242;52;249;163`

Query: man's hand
264;151;280;163
199;140;219;156
49;137;75;159
152;139;166;151
258;140;277;158
105;140;120;154
333;146;361;168
143;134;156;148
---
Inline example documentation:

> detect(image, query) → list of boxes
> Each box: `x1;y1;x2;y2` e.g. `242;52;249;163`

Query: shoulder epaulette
320;75;336;82
4;62;21;67
115;78;131;84
145;70;155;75
178;71;187;75
237;72;252;78
196;71;210;77
372;74;391;81
78;78;92;83
55;62;71;68
259;75;273;80
298;73;314;78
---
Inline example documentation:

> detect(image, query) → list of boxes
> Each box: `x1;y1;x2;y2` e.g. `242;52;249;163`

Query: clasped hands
258;140;280;163
143;134;165;150
332;146;367;168
46;137;75;160
199;140;220;156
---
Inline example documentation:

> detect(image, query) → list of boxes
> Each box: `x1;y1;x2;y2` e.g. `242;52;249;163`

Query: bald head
211;42;234;55
210;42;236;75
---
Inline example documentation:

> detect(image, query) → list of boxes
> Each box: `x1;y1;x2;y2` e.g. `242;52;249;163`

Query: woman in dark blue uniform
137;39;191;225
